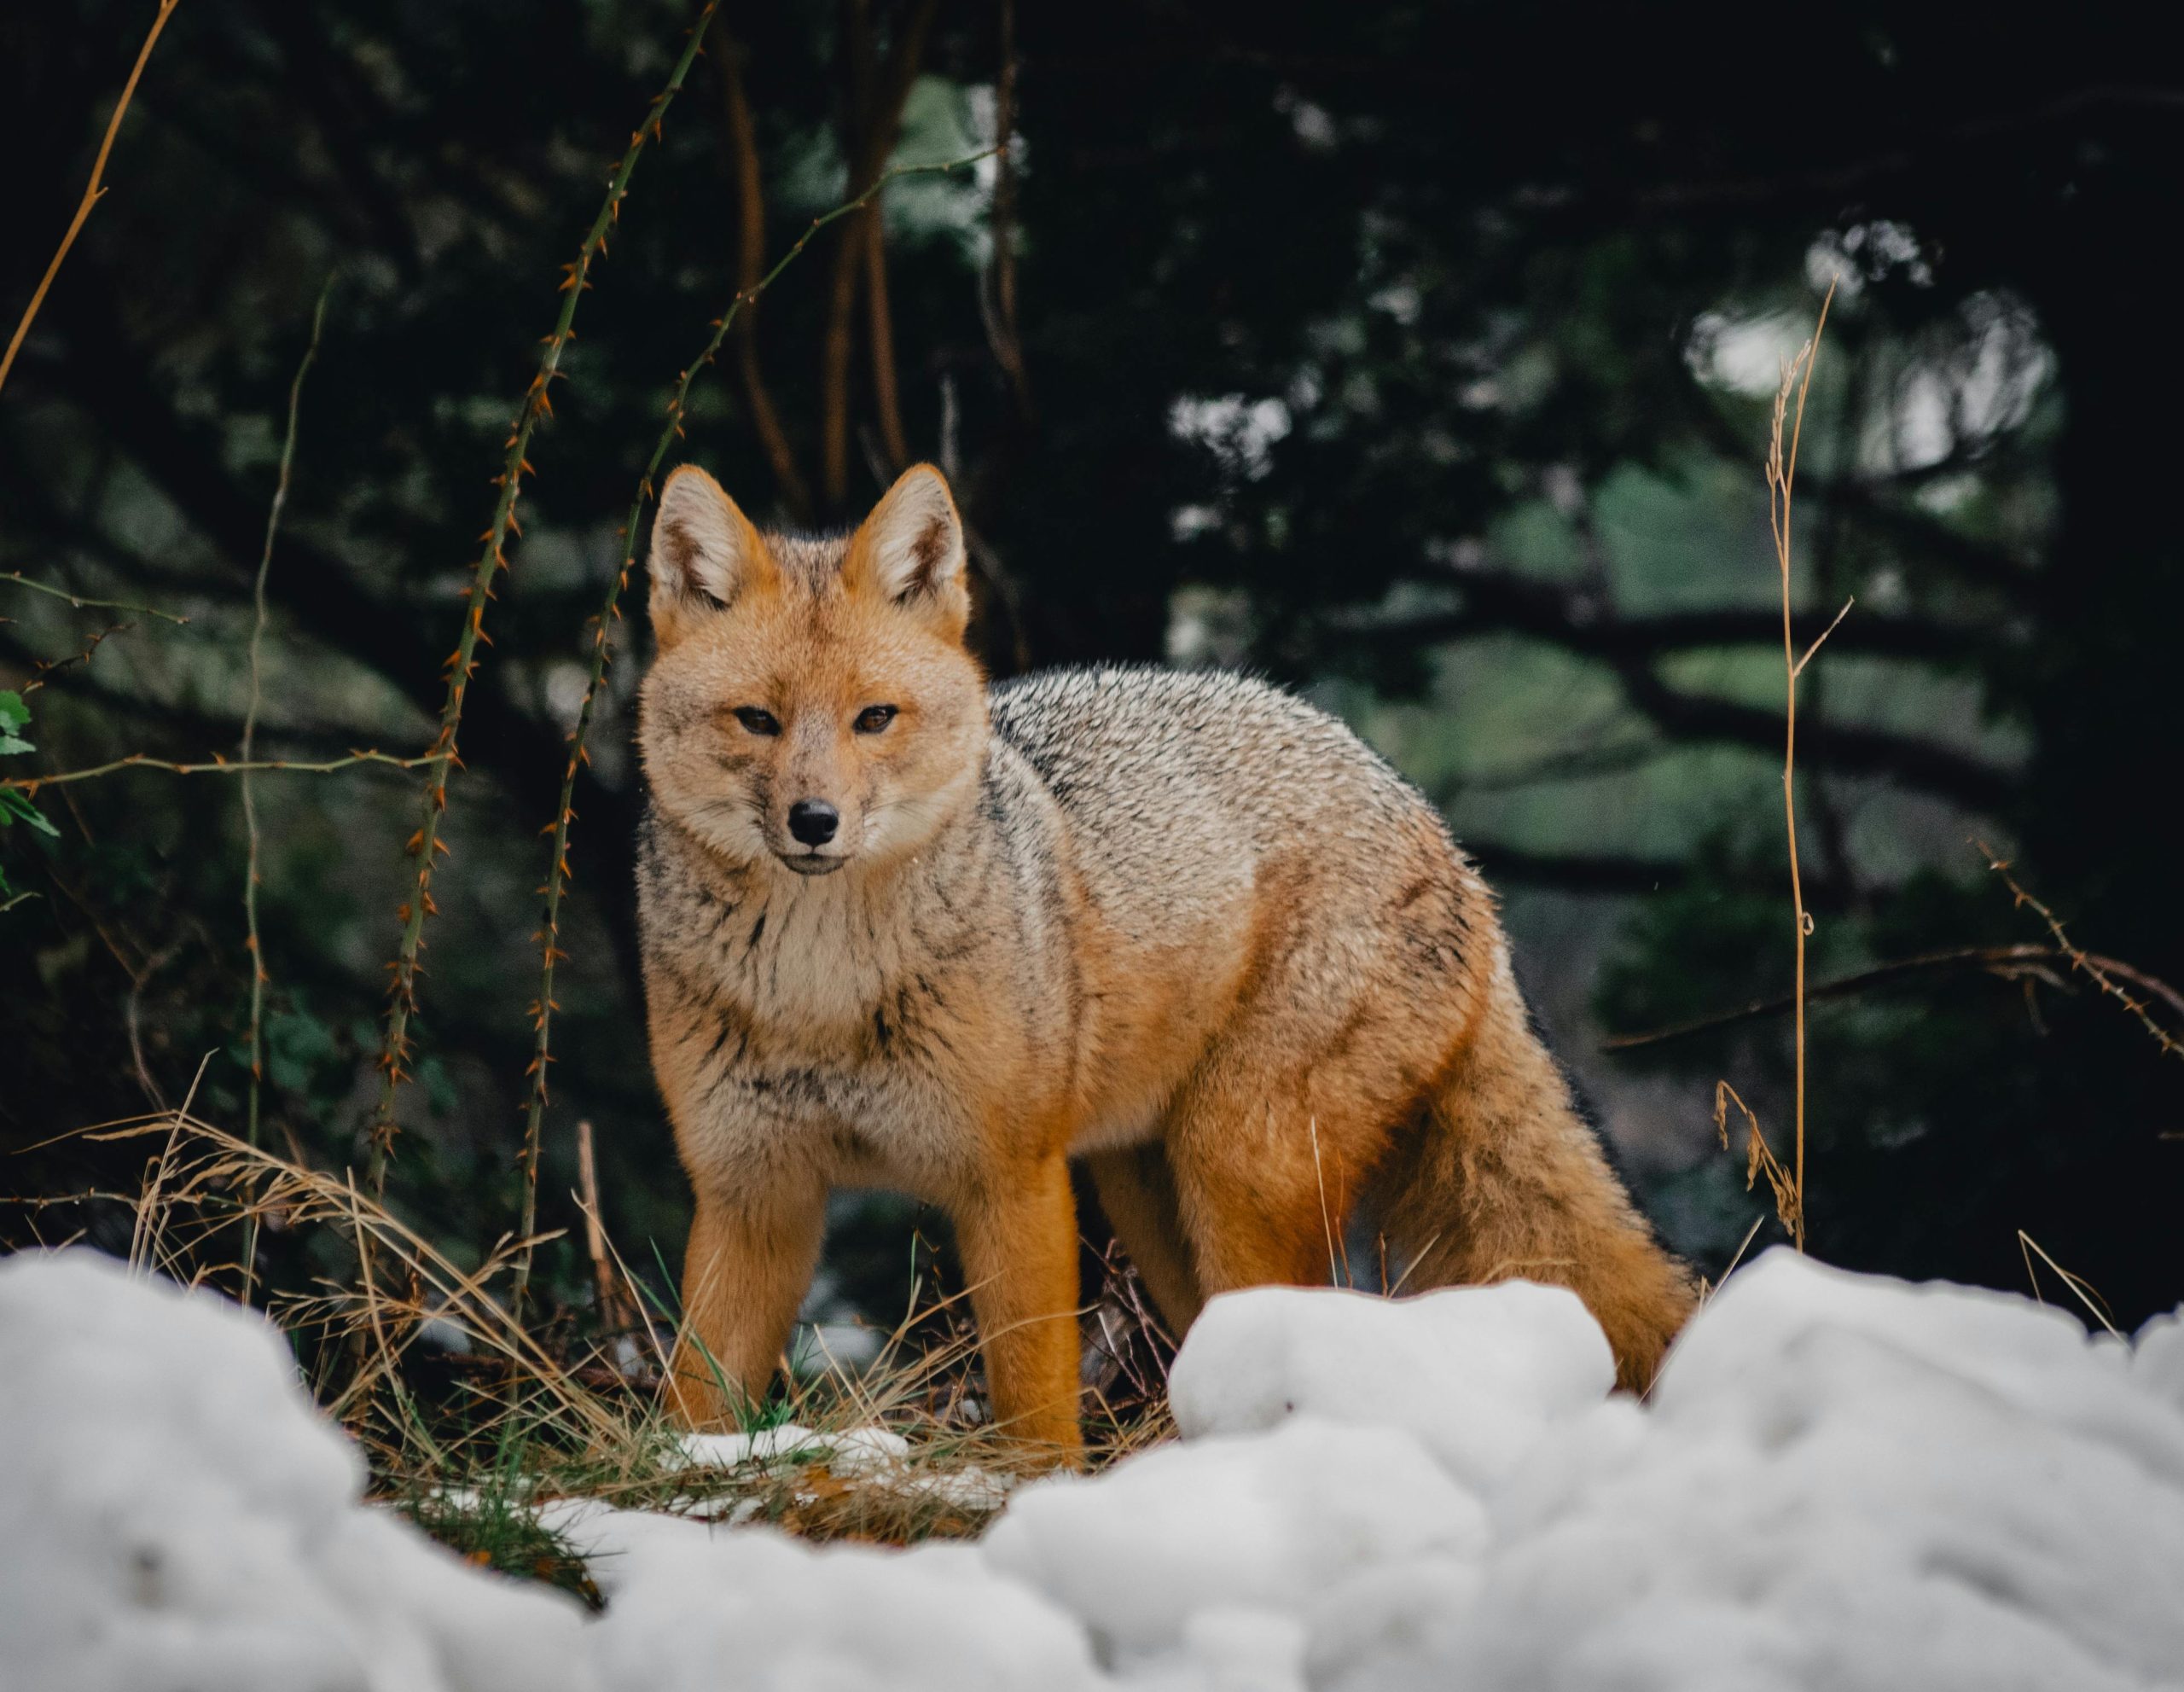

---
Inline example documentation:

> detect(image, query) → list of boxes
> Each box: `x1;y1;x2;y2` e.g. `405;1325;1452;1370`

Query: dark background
5;2;2178;1343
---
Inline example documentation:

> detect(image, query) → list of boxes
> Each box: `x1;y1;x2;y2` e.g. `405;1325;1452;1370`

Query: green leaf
0;789;59;836
0;691;28;732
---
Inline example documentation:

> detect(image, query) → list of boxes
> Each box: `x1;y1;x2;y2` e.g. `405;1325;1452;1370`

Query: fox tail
1378;954;1698;1392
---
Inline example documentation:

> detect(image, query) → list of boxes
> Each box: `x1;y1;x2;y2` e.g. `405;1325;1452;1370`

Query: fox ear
844;464;968;637
649;466;778;642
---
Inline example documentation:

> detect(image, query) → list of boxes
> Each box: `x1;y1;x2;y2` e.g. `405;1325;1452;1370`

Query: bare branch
708;17;814;520
1;0;180;395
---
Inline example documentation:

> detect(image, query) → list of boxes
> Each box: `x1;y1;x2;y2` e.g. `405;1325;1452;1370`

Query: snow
5;1244;2182;1692
1166;1277;1612;1490
984;1416;1485;1667
666;1421;1013;1513
569;1514;1102;1692
0;1250;593;1692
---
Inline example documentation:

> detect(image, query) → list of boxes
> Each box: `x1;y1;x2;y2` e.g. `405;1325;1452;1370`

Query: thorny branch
369;0;727;1195
1977;840;2184;1061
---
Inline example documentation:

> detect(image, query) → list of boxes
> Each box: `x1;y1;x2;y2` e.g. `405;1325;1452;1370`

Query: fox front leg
951;1154;1083;1460
667;1177;826;1428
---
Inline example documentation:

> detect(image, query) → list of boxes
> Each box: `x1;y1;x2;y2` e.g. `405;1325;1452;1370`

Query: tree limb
707;15;813;520
818;0;938;509
1383;558;2017;808
1373;567;1986;663
1602;944;2184;1052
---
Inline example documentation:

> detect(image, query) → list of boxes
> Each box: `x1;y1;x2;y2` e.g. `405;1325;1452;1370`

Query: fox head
637;462;987;879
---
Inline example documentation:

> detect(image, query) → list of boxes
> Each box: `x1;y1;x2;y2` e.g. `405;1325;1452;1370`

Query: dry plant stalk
1759;278;1843;1248
371;0;727;1195
238;276;334;1304
0;0;179;396
510;144;997;1316
1716;1080;1804;1247
573;1120;642;1336
2016;1229;2122;1337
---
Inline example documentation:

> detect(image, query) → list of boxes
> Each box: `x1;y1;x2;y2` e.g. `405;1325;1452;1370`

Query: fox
636;460;1696;1455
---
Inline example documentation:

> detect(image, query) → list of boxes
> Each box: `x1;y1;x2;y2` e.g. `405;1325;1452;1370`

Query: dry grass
26;1104;1172;1589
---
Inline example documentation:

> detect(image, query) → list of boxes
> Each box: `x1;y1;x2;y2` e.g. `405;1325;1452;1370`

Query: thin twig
238;276;333;1306
1;572;189;624
1792;593;1855;676
508;144;998;1317
20;621;129;697
4;748;433;794
1604;942;2184;1050
1977;840;2184;1060
370;0;727;1195
0;0;180;395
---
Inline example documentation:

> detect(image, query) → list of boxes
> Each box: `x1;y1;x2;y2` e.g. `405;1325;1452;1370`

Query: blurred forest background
5;0;2180;1348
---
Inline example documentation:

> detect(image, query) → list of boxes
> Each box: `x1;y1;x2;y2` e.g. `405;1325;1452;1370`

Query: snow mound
985;1416;1484;1669
7;1243;2183;1691
0;1249;594;1692
2134;1309;2184;1416
1327;1250;2184;1692
573;1515;1101;1692
1168;1278;1612;1489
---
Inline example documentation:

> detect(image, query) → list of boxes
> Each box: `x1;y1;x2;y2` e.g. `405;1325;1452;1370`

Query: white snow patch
595;1526;1101;1691
8;1243;2184;1691
665;1420;1012;1511
1169;1278;1612;1490
985;1416;1485;1672
0;1249;595;1692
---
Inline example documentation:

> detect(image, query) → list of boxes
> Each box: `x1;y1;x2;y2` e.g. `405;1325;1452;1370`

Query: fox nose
787;799;839;846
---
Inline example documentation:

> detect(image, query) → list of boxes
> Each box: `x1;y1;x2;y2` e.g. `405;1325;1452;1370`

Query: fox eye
853;705;898;735
732;706;781;736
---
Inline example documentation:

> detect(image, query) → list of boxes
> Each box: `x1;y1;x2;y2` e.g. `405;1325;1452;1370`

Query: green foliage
391;1418;604;1610
0;691;58;910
